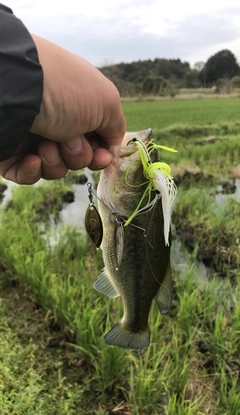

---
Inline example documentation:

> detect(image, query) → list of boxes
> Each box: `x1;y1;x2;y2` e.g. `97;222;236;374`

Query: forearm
0;4;43;161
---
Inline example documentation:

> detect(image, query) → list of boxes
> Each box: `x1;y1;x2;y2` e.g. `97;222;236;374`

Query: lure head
148;162;172;179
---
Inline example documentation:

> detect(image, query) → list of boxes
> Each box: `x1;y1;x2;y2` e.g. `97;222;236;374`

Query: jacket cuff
0;4;43;161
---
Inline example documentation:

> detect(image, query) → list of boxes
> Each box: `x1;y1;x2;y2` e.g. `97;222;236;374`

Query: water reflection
172;238;211;285
59;179;93;230
215;178;240;206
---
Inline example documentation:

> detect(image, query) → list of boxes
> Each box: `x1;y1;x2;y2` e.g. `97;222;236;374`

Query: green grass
0;97;240;414
0;206;239;414
122;97;240;131
0;278;89;415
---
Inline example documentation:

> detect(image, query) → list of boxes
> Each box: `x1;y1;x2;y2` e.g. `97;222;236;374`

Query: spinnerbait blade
85;183;103;248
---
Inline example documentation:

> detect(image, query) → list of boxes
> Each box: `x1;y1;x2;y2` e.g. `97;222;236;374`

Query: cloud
170;9;240;64
9;0;240;66
45;10;240;66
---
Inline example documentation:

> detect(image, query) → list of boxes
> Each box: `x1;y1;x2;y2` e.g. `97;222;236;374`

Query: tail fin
104;321;150;350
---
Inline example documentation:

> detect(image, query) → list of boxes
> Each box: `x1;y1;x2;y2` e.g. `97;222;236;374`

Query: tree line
99;49;240;97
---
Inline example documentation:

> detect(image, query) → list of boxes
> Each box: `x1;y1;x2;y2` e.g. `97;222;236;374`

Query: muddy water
59;171;94;230
40;169;94;247
172;238;210;283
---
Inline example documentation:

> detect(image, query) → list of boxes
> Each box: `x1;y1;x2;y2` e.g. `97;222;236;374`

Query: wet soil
171;165;239;196
64;172;88;185
230;164;240;178
34;190;75;220
217;181;236;194
173;210;238;278
171;164;214;187
0;183;7;202
174;171;214;187
195;136;228;146
62;190;75;203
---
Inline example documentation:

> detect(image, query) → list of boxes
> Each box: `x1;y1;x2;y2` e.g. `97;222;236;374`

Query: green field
122;97;240;131
0;97;239;414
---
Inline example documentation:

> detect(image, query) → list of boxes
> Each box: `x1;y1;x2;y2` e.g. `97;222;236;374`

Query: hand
0;35;126;184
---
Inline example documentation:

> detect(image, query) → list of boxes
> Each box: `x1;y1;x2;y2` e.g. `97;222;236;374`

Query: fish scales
94;128;173;350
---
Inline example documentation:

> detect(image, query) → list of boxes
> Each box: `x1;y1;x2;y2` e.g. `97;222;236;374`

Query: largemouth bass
93;128;175;350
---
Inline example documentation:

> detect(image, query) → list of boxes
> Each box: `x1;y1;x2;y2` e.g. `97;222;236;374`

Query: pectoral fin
93;268;119;298
155;264;173;314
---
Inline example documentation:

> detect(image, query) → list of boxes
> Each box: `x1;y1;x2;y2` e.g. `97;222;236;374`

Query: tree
230;75;240;88
183;70;201;88
142;76;167;95
193;61;205;72
200;50;240;85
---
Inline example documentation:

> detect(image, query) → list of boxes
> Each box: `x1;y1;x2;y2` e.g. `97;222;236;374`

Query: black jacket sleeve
0;4;43;161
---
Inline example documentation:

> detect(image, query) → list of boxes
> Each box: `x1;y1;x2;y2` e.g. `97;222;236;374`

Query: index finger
94;92;126;147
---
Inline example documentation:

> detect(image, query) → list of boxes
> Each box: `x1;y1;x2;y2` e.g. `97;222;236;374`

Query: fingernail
65;137;83;153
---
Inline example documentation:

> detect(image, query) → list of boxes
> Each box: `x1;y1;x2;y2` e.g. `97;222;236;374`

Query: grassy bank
0;188;239;414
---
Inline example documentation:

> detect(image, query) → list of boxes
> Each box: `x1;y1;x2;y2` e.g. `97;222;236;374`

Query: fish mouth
116;128;152;158
101;128;153;178
121;128;152;147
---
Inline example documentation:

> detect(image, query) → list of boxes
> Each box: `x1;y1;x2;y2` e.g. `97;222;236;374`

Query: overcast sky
7;0;240;67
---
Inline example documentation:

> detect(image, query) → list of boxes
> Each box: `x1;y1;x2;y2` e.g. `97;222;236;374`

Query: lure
124;139;177;246
85;183;103;248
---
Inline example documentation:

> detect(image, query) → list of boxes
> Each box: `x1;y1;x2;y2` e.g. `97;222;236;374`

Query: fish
93;128;174;350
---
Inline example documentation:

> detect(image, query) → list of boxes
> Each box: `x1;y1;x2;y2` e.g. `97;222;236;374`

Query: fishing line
142;197;161;250
86;182;151;238
144;204;168;285
118;159;149;190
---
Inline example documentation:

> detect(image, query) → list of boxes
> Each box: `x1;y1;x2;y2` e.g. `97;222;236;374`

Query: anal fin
94;268;119;298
